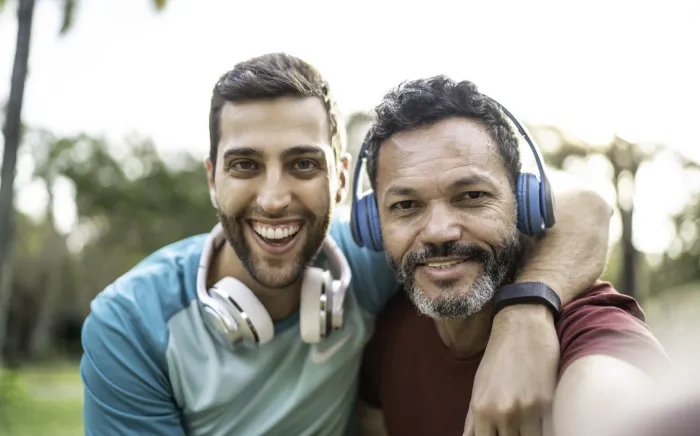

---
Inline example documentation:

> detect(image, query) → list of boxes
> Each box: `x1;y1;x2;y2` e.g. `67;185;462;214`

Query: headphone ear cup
364;194;384;252
516;172;545;236
352;193;378;250
209;188;219;209
300;267;325;343
211;277;274;345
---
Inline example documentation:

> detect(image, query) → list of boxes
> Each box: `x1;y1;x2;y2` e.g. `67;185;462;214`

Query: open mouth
248;220;303;254
416;257;474;281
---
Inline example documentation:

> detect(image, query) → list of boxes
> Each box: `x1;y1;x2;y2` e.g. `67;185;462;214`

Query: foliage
0;364;82;435
4;132;215;362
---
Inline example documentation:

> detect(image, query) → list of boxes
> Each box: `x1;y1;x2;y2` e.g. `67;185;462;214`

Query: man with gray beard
356;76;669;436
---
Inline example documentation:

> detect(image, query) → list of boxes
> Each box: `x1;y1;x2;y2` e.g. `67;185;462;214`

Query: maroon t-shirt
359;282;669;436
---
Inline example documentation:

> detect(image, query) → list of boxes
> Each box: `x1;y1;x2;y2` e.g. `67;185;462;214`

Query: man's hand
464;305;558;436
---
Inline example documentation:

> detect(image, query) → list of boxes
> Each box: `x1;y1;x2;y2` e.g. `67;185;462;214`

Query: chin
409;277;497;320
248;257;304;290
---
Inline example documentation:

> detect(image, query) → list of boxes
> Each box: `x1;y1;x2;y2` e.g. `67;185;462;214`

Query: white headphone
196;221;352;352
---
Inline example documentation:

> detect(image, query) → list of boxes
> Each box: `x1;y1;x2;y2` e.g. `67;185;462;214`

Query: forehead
218;96;331;156
376;117;506;191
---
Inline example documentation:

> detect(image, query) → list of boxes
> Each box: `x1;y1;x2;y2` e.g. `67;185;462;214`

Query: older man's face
376;117;519;319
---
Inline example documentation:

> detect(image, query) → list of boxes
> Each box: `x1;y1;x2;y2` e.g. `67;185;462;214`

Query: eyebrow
280;145;325;160
222;147;263;160
386;174;497;197
222;145;325;161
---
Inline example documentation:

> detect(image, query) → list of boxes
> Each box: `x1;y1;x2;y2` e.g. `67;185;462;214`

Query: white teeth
425;260;460;269
253;223;300;240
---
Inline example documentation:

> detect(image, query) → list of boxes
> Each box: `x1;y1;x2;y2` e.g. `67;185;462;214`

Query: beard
218;202;333;289
388;230;519;320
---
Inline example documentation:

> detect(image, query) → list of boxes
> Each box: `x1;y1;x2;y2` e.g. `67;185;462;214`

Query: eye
293;159;319;171
462;191;486;200
230;160;259;171
391;200;416;210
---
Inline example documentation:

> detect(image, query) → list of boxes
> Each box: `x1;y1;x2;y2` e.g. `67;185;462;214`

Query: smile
417;257;474;281
423;259;465;269
252;222;301;241
248;220;303;255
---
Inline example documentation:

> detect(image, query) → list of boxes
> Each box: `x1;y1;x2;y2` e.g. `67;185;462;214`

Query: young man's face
207;96;348;289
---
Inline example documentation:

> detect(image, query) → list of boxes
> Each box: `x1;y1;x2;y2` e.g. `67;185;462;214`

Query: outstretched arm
464;182;614;436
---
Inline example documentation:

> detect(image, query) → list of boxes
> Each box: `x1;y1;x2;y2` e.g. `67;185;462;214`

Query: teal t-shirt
80;210;397;436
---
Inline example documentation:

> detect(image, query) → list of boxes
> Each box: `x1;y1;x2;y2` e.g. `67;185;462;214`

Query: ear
335;152;351;204
205;157;218;209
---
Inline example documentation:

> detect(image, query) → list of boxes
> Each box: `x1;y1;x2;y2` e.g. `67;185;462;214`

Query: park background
1;0;699;434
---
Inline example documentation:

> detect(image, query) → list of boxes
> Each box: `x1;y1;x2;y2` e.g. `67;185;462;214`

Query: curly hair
364;75;521;191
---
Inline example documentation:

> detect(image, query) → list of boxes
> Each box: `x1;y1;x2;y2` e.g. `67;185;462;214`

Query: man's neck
433;303;493;359
207;243;301;322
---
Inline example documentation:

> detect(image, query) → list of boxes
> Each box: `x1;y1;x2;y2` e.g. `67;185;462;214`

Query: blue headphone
350;99;556;252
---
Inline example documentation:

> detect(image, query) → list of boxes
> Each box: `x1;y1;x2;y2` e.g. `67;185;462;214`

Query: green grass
0;362;83;436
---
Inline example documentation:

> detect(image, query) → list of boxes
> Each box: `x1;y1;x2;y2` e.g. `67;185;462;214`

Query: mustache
401;242;493;274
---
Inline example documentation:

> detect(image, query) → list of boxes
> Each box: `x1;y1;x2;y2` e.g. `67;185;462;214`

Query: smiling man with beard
357;76;670;436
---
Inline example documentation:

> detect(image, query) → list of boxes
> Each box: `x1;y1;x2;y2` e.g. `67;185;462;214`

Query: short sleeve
556;283;670;380
330;211;398;315
80;283;186;436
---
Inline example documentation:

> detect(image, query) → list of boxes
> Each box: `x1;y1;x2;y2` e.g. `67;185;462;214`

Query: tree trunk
619;206;638;299
27;183;65;360
0;0;37;365
608;138;641;299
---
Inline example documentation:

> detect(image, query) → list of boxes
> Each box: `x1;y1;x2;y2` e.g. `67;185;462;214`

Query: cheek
294;177;332;213
380;221;414;262
215;178;255;212
461;203;516;241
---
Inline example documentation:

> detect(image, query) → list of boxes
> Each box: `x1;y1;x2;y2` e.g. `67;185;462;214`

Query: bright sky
0;0;698;254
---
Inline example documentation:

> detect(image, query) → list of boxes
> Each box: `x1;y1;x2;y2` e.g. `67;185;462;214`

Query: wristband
491;282;561;321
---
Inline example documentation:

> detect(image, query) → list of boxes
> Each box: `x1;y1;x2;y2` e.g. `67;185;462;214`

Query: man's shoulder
559;281;648;324
556;280;669;379
83;233;207;357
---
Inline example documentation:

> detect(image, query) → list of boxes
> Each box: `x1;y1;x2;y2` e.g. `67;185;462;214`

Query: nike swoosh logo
309;334;351;364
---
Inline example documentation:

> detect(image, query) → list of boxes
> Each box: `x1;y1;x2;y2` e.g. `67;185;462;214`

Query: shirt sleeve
330;211;398;315
556;283;670;380
80;282;186;436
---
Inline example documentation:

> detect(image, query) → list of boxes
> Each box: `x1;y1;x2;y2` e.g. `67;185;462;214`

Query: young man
357;76;670;436
80;54;612;435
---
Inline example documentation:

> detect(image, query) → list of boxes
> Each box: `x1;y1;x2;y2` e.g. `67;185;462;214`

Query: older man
356;76;669;436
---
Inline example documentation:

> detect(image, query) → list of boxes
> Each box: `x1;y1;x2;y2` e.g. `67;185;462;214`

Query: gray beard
405;262;506;320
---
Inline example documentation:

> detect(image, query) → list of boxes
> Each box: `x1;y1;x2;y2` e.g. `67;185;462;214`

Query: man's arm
550;283;670;436
465;182;614;436
81;284;185;436
552;355;654;436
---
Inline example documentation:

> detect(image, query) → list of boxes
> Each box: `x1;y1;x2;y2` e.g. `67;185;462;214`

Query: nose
420;203;461;246
256;168;292;214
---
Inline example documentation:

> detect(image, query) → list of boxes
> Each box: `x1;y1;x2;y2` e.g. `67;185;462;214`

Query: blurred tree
344;111;372;200
0;0;170;365
534;126;700;299
3;131;214;362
